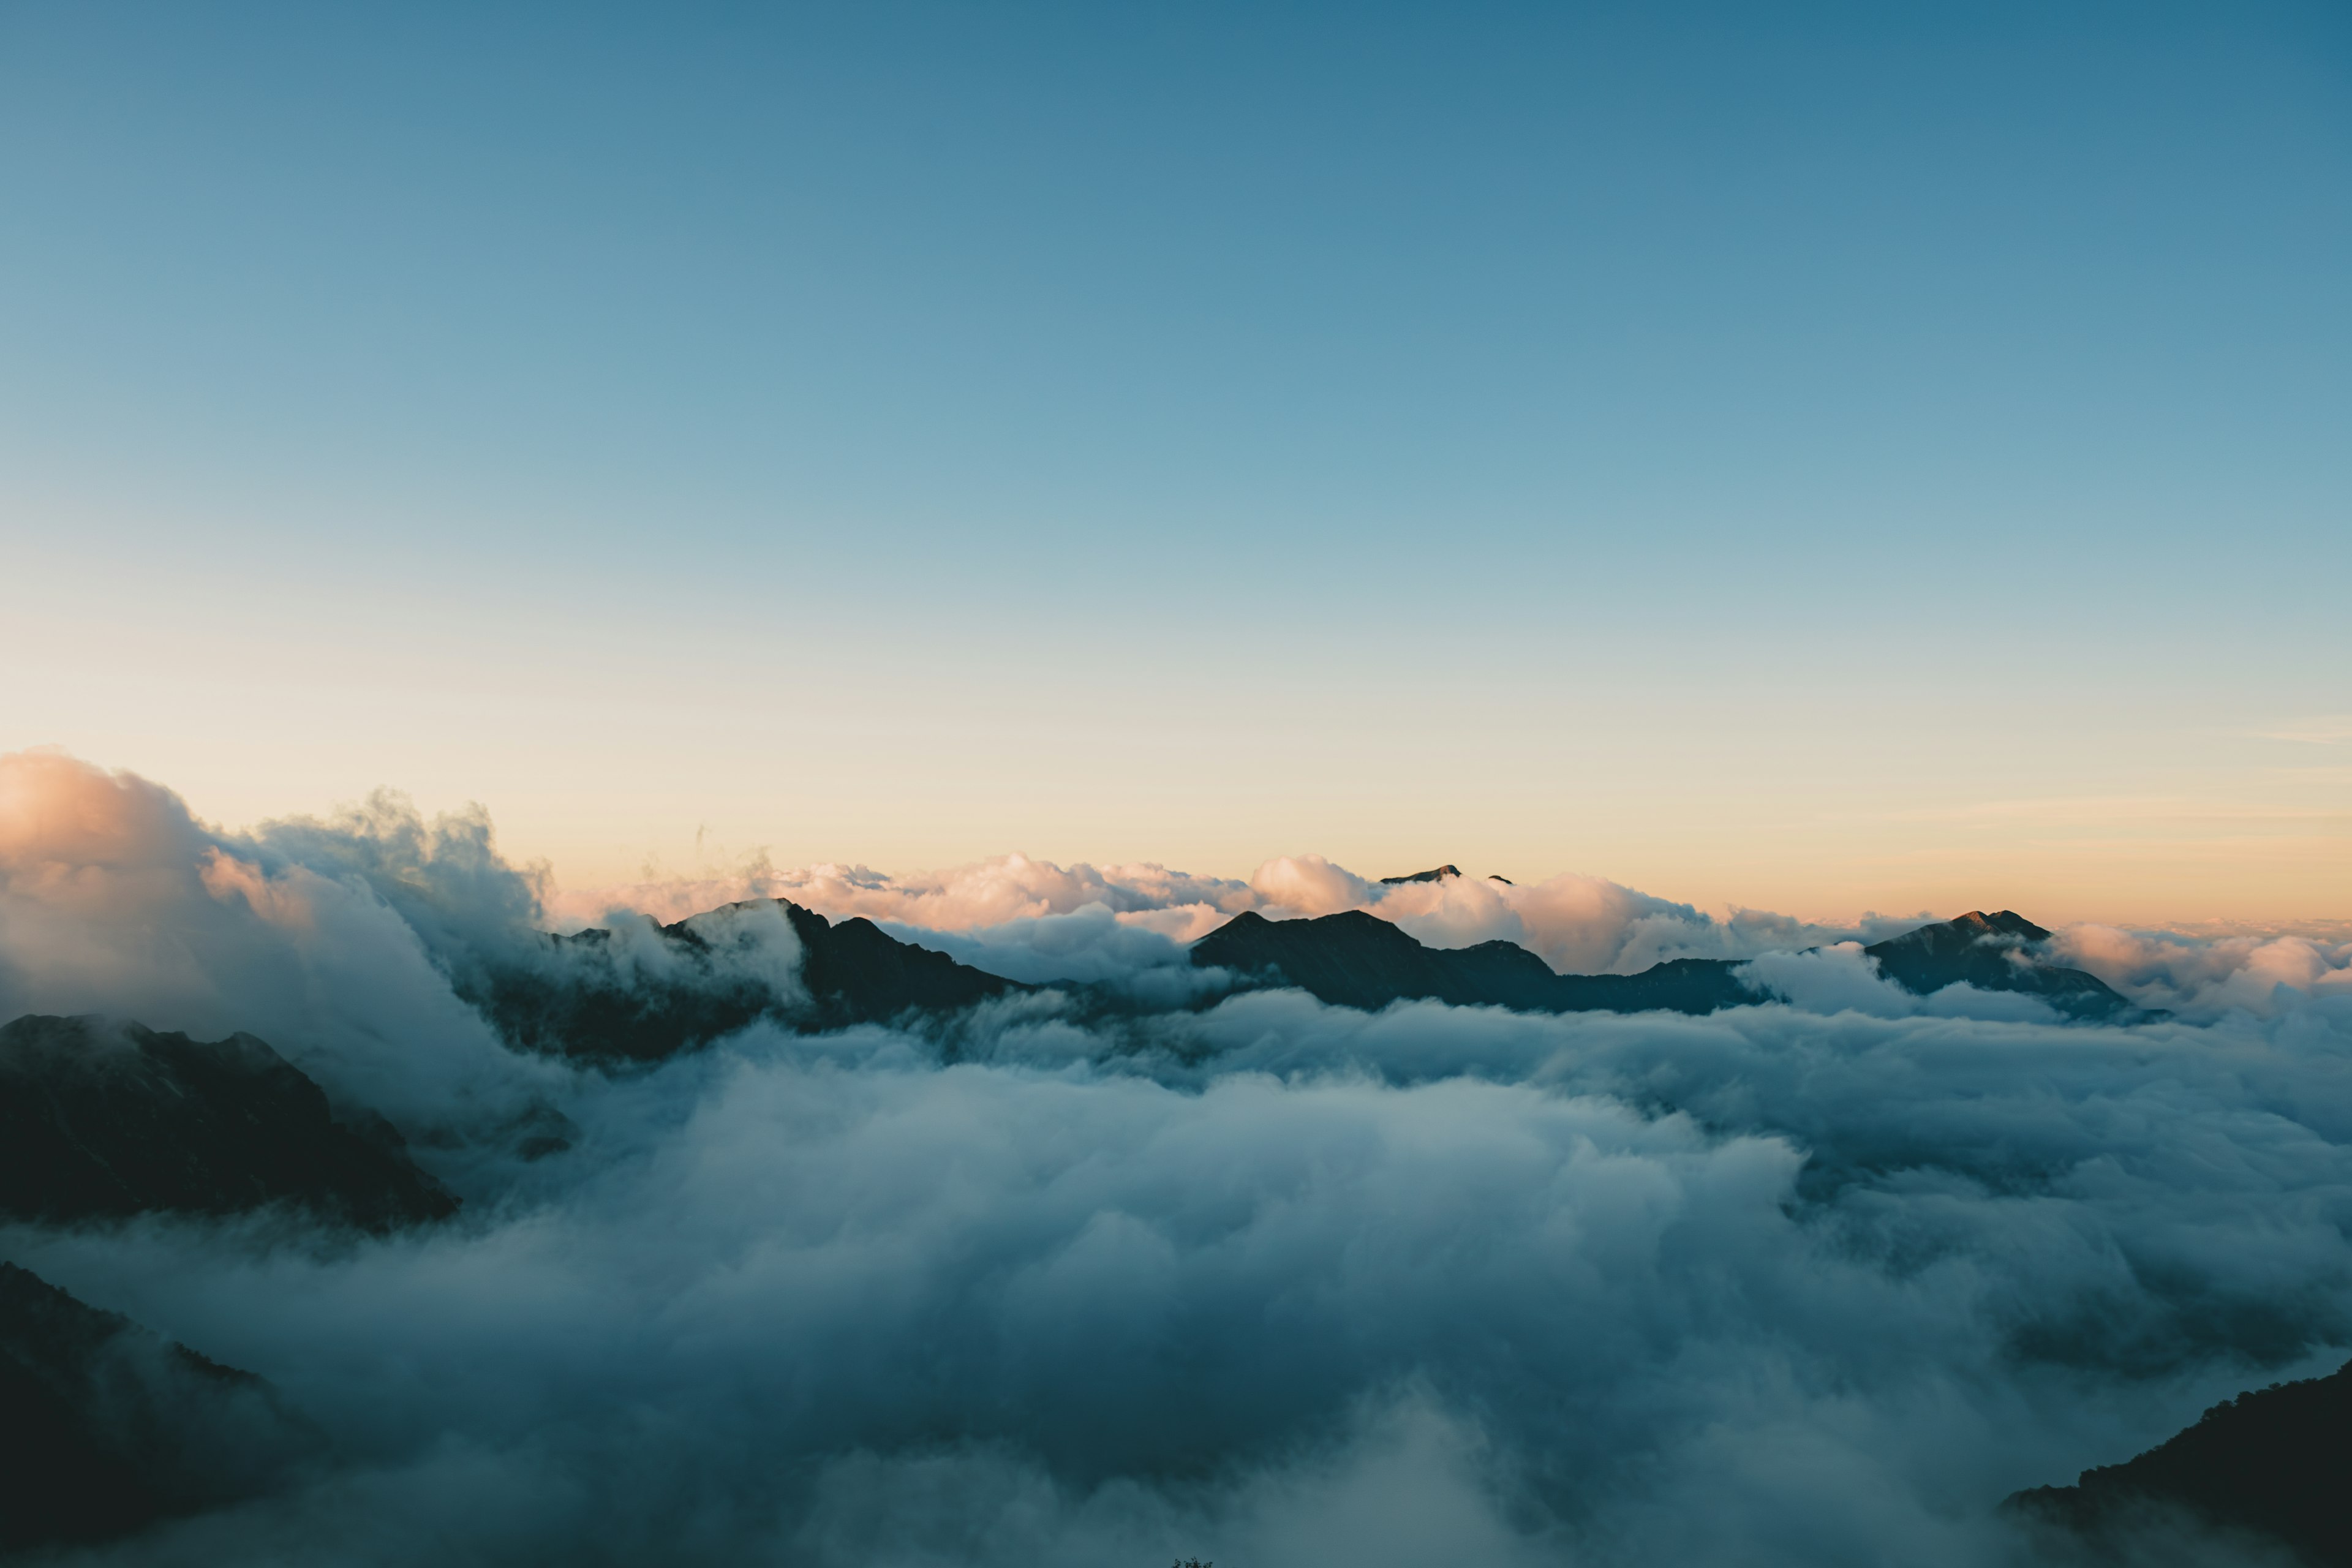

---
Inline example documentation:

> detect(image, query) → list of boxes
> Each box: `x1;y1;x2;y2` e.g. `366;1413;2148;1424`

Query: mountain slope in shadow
1189;908;2132;1019
2008;1360;2352;1565
0;1014;458;1231
0;1262;315;1551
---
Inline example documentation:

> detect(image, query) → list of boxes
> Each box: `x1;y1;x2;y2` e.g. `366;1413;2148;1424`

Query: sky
2;0;2346;924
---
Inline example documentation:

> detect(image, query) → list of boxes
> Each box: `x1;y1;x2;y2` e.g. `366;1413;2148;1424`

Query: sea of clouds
3;748;2350;1567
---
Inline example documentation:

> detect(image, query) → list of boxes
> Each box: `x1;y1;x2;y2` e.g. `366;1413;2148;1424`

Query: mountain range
1189;906;2133;1019
469;896;2132;1065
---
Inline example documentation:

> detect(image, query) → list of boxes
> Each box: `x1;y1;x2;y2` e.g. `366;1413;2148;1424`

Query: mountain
0;1262;314;1551
1379;865;1461;884
1190;910;2132;1019
477;900;1026;1062
1861;911;2128;1019
1190;910;1750;1014
472;897;2129;1055
0;1015;458;1231
2008;1360;2352;1564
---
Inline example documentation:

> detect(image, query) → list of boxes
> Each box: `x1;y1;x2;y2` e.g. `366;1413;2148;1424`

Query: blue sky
2;0;2346;918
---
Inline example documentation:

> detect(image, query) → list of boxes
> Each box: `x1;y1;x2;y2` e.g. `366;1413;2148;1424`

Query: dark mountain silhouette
0;1262;314;1551
1379;865;1460;884
1191;910;2132;1019
1862;911;2127;1019
470;896;2127;1057
1190;910;1750;1014
0;1015;458;1231
2008;1359;2352;1564
478;900;1025;1062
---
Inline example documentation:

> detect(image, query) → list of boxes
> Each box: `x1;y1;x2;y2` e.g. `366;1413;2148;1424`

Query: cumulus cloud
1738;941;1918;1016
2054;924;2352;1023
0;752;564;1148
549;853;1260;946
6;750;2352;1567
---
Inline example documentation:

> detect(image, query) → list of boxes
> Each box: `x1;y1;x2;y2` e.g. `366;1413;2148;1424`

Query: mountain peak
1861;912;2122;1017
1948;910;2053;942
1379;865;1460;884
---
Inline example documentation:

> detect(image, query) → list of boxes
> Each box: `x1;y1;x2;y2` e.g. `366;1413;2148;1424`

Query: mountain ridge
477;899;1027;1061
1189;907;2133;1019
467;895;2136;1059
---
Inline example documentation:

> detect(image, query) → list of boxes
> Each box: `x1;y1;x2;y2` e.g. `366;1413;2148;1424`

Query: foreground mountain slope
478;899;1026;1062
0;1262;314;1551
2008;1360;2352;1564
0;1014;458;1230
1191;908;2131;1019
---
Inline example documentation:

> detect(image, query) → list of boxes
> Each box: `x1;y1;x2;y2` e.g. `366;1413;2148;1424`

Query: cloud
548;853;1260;946
16;979;2350;1566
2053;924;2352;1022
1738;942;1918;1016
560;846;1876;982
0;752;564;1147
7;751;2352;1566
2254;715;2352;745
872;904;1239;1011
1732;943;2063;1023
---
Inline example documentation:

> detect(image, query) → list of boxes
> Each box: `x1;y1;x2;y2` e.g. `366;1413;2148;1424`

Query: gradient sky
3;0;2346;923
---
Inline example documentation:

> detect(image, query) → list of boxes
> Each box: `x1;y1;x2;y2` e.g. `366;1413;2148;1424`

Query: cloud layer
4;750;2350;1567
554;848;1897;987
